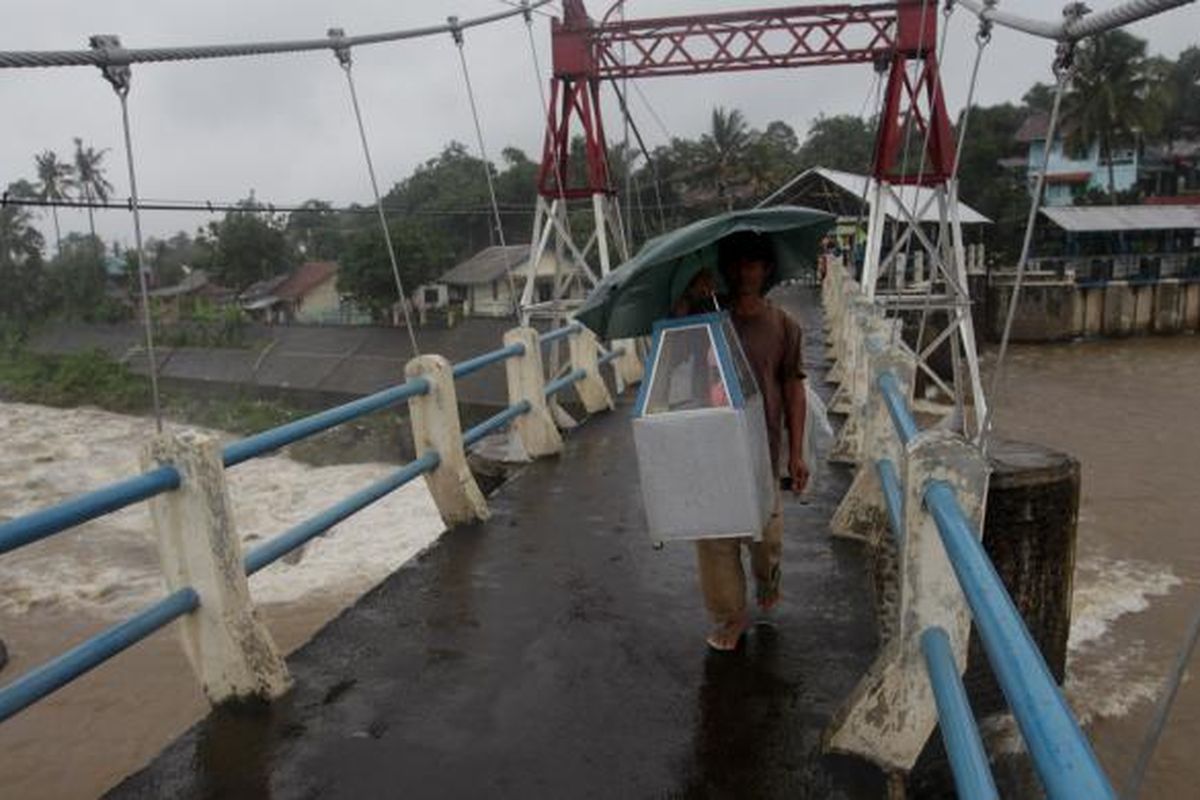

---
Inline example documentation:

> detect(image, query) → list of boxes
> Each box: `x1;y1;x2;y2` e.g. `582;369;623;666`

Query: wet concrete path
108;288;886;799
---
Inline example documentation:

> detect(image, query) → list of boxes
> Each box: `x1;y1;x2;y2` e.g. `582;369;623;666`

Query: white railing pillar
829;306;890;462
503;327;563;458
831;341;916;541
405;355;490;525
569;327;614;413
612;337;644;387
828;429;989;770
140;430;290;703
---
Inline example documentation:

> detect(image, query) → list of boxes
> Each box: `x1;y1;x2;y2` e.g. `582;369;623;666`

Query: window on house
492;280;498;300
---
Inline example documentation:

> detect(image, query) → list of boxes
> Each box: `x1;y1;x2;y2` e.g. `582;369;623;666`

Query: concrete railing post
827;429;988;770
831;342;917;542
569;327;614;413
613;337;644;388
503;327;563;458
140;430;290;704
405;355;489;525
829;308;892;463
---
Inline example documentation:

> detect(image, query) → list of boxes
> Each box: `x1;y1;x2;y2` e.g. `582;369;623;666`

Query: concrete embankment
982;277;1200;342
28;319;533;409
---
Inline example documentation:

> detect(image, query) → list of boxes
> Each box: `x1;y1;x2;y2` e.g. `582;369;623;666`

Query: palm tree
34;150;74;256
1065;31;1159;202
700;107;752;210
72;137;114;262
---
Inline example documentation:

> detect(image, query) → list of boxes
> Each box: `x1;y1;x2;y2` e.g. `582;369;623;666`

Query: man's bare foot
705;615;750;652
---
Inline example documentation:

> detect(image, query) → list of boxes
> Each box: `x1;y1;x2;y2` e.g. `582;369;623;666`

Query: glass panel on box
722;317;759;400
643;323;731;414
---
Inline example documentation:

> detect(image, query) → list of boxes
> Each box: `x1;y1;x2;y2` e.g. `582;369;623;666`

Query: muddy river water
1;333;1198;798
985;335;1200;799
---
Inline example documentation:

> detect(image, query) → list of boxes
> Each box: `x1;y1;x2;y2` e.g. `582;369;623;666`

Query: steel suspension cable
1123;593;1200;798
330;35;420;356
611;81;668;233
0;2;555;70
980;41;1075;443
449;20;520;322
520;1;573;238
91;39;164;432
879;0;933;345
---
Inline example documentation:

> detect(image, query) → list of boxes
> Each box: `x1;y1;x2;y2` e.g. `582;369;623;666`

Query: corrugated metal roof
804;168;991;224
1040;205;1200;232
439;245;529;286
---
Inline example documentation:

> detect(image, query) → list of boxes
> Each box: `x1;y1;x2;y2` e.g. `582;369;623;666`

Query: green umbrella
575;205;835;340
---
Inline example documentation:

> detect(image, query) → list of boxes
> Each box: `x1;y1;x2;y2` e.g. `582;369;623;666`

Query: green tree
48;233;110;321
286;199;345;261
744;120;801;200
204;197;295;289
1022;83;1058;114
1065;31;1159;201
71;138;113;262
34;150;74;255
0;180;48;329
699;107;752;210
796;114;876;173
338;219;451;321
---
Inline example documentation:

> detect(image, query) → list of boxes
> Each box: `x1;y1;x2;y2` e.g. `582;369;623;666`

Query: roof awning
242;295;281;310
767;167;991;225
1040;205;1200;232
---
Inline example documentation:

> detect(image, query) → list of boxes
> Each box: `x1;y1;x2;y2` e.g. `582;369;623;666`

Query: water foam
0;401;445;618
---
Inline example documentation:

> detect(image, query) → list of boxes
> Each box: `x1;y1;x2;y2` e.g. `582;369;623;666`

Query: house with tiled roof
239;261;356;324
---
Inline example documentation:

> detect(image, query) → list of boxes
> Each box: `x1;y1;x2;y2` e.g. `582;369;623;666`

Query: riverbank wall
26;319;533;410
983;275;1200;342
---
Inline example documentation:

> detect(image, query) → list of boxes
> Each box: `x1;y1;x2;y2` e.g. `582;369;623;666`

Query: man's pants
694;493;783;626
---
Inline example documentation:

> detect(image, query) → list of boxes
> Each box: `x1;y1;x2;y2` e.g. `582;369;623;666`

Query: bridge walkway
108;288;887;800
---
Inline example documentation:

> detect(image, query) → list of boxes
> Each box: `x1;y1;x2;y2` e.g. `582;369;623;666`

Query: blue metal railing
462;400;532;448
0;587;199;723
222;379;431;467
0;466;181;556
452;342;525;380
921;627;998;800
544;367;587;398
0;322;608;725
539;322;581;346
875;367;1115;799
874;458;904;544
243;452;441;576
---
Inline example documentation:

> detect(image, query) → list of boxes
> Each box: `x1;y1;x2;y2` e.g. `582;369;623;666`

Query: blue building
1016;112;1140;206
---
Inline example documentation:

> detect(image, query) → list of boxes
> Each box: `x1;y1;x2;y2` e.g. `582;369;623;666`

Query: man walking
697;232;809;651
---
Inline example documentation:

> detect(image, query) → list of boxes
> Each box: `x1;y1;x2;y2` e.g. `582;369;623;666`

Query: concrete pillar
831;340;916;542
909;439;1079;794
1185;283;1200;331
912;251;925;285
827;429;988;770
1153;279;1183;334
830;312;893;464
569;327;613;414
405;355;490;526
1133;283;1154;334
141;431;290;704
1102;281;1136;336
612;337;644;388
1083;286;1105;337
828;299;866;416
503;327;563;458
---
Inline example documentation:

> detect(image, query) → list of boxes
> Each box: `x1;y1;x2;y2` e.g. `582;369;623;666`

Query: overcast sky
2;0;1196;245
